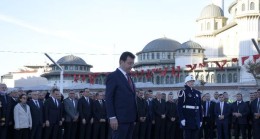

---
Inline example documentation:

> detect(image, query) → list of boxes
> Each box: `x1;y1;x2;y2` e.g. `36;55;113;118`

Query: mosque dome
199;4;224;19
176;40;204;50
57;55;87;65
141;38;181;53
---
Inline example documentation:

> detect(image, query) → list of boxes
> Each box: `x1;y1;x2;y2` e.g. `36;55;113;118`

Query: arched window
151;53;154;59
133;77;137;83
250;2;255;10
146;53;149;59
200;74;204;81
217;74;221;83
211;74;215;83
233;73;238;82
143;76;146;83
242;3;245;11
207;22;210;30
138;77;142;82
170;76;174;84
228;73;232;83
166;76;170;84
156;53;160;59
147;77;151;82
180;75;184;82
161;76;165;84
222;74;226;83
143;53;146;60
175;76;180;83
206;74;209;82
156;76;160;84
201;23;203;31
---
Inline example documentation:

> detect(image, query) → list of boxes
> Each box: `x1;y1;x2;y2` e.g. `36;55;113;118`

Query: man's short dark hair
168;92;173;95
219;94;224;97
237;93;242;97
257;88;260;91
119;51;135;63
52;88;59;93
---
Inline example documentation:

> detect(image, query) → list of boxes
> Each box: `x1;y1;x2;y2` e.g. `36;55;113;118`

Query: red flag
176;66;180;77
160;67;168;76
74;74;78;82
186;64;197;71
81;75;86;82
146;70;152;78
242;56;249;65
215;60;227;70
253;54;260;62
171;66;175;76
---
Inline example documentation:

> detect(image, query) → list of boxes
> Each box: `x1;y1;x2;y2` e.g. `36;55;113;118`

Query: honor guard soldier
177;75;202;139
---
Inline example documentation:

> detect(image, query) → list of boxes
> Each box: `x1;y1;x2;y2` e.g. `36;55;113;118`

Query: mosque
1;0;260;96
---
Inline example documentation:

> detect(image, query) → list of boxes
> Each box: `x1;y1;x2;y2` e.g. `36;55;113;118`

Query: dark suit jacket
231;101;249;124
105;68;137;123
251;99;260;122
136;97;148;120
93;99;106;122
27;100;44;126
214;102;230;123
146;99;154;122
44;97;62;124
166;101;177;122
0;95;10;125
78;97;93;123
153;99;166;121
202;101;215;119
64;98;78;122
6;97;17;125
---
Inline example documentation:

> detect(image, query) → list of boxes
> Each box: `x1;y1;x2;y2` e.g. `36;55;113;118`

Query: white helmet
185;75;195;83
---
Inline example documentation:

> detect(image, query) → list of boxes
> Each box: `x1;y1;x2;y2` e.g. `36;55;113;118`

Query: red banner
215;60;227;70
186;64;197;71
242;56;249;65
253;54;260;62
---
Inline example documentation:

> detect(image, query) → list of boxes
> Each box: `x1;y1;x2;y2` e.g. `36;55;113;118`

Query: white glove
181;120;185;126
200;122;202;127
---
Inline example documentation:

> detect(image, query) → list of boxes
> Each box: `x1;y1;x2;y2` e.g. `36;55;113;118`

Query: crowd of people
0;82;259;139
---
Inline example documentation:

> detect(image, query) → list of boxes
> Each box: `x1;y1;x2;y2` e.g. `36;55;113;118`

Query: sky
0;0;233;76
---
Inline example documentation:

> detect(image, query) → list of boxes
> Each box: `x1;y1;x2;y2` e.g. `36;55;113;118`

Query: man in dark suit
27;91;44;139
246;92;256;139
251;89;260;139
133;89;147;139
105;51;137;139
144;90;154;139
231;93;249;139
93;91;107;139
63;90;79;139
0;83;9;139
153;92;166;139
78;88;93;139
7;90;18;139
215;94;230;139
43;88;63;139
202;93;215;139
166;92;178;139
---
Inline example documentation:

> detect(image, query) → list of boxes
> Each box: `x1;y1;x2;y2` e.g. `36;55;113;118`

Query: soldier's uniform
177;75;202;139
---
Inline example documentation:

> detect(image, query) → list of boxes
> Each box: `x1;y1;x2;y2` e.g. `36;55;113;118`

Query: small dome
199;4;224;19
141;38;181;53
57;55;87;65
176;41;204;50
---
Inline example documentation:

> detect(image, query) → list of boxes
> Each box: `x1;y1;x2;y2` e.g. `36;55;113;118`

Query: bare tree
244;60;260;85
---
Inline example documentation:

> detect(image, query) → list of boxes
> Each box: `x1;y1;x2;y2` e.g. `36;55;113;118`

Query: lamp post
44;53;64;94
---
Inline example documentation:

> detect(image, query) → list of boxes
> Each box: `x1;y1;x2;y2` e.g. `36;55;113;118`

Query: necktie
206;101;209;117
55;99;58;107
237;102;240;113
257;99;260;113
126;74;134;91
220;102;223;115
72;99;75;108
35;100;40;108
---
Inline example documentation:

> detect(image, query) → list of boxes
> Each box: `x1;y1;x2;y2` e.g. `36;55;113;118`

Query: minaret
212;0;224;12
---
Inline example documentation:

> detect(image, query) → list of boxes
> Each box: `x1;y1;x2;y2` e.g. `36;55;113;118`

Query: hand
45;120;50;127
59;121;62;126
110;118;118;130
152;120;155;124
181;120;185;126
82;119;86;124
237;113;242;117
90;118;94;124
171;117;175;122
200;122;202;127
161;114;166;119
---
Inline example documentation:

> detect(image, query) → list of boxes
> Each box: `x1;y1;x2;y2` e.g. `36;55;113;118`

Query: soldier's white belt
183;105;199;109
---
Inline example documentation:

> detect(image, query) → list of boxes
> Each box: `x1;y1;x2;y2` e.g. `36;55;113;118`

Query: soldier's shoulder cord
178;90;186;103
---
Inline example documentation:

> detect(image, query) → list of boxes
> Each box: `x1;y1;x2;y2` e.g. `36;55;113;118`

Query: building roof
57;55;88;65
140;38;181;53
176;40;204;50
199;4;224;19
